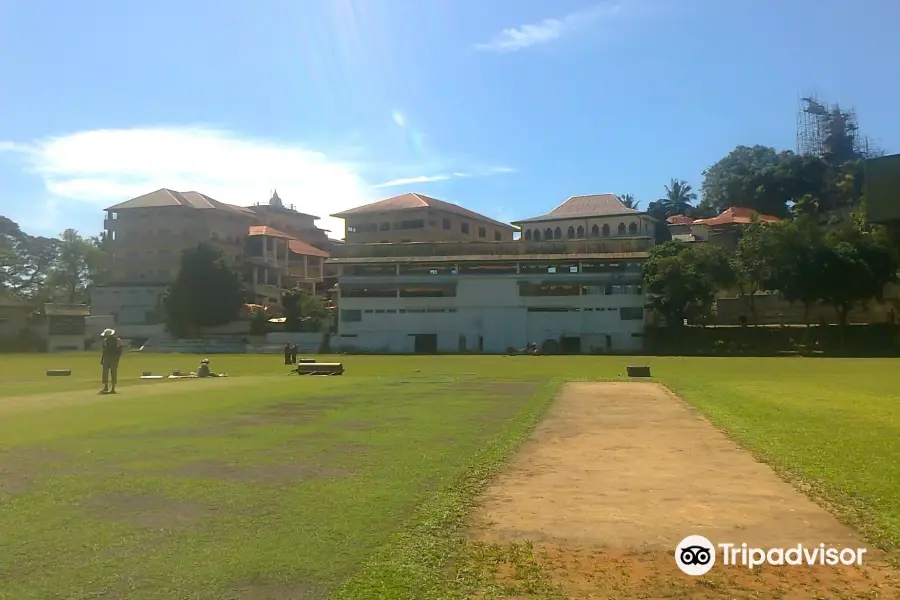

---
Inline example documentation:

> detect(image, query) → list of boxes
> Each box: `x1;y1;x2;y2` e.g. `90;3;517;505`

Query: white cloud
0;127;383;237
374;174;453;188
373;166;515;189
487;166;517;174
474;1;630;52
392;110;407;128
0;126;517;238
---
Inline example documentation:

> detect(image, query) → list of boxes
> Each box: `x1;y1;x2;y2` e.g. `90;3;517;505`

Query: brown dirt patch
83;491;214;529
221;579;330;600
227;397;353;427
468;382;899;598
165;460;352;483
0;448;76;495
333;420;377;431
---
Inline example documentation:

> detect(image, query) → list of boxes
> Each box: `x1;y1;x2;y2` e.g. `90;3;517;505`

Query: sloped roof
246;226;329;257
288;239;329;258
330;192;514;230
512;194;642;224
248;225;293;239
105;188;254;216
667;214;695;225
693;206;781;227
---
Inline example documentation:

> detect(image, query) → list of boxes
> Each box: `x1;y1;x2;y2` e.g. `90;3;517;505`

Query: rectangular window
399;285;457;297
494;231;502;241
341;309;362;322
399;219;425;229
458;262;517;275
398;263;456;276
519;284;580;296
342;286;397;298
379;222;391;231
620;307;644;320
461;222;470;234
342;264;396;276
442;218;451;230
520;263;578;274
478;227;486;238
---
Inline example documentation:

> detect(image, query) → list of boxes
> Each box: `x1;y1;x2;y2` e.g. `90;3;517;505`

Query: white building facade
330;240;651;354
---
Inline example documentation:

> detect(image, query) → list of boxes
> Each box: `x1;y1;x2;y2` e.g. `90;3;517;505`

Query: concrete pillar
253;266;259;285
303;255;309;278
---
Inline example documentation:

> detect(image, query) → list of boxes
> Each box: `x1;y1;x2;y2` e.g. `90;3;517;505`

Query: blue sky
1;0;898;239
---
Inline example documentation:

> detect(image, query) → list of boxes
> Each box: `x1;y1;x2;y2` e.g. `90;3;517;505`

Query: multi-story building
328;194;655;354
93;189;331;328
330;192;517;243
512;194;656;241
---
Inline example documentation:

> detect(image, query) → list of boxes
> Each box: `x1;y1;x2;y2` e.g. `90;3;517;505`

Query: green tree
282;287;330;332
44;229;106;304
817;215;899;345
162;243;245;337
700;145;782;215
0;216;58;300
731;221;779;325
761;217;827;333
643;241;721;328
620;194;640;210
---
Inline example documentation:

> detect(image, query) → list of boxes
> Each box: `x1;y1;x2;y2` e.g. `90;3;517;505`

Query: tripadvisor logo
675;535;867;575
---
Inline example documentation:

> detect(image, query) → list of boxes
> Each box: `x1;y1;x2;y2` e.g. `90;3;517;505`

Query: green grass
0;353;897;599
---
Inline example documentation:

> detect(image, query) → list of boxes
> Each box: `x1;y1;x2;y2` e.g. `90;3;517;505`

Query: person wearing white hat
99;328;123;394
195;357;225;378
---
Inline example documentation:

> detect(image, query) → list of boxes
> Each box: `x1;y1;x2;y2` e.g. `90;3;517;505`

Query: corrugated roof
329;192;515;230
667;214;695;225
693;207;781;227
512;194;641;224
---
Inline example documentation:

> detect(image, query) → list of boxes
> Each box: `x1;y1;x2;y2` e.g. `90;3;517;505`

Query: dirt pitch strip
468;382;899;599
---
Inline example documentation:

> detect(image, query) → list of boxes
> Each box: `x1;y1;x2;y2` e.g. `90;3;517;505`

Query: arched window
554;227;562;239
618;223;626;235
602;224;610;237
533;229;540;241
591;224;600;237
628;222;637;234
576;225;585;238
545;227;553;239
567;226;576;238
524;229;532;240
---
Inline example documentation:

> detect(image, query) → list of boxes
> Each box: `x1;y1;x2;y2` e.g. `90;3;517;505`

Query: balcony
244;254;287;269
328;237;654;261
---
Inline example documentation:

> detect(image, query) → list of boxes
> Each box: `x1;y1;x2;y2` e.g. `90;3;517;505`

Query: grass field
0;352;898;599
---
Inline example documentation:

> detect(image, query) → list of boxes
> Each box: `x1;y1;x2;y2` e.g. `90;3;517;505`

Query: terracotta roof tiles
330;192;514;230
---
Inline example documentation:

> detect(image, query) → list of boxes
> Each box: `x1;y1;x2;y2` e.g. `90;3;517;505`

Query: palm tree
662;179;697;215
619;194;640;210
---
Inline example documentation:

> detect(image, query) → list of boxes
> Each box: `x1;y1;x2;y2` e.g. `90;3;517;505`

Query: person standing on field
100;328;123;394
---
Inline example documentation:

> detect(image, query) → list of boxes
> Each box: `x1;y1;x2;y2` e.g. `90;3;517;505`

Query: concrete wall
519;214;655;241
91;285;167;325
335;273;646;354
104;206;251;284
342;207;514;244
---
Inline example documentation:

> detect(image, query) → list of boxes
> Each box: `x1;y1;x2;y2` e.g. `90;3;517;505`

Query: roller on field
289;362;344;376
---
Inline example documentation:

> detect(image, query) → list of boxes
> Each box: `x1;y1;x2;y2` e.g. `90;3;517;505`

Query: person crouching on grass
99;328;123;394
195;358;226;378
